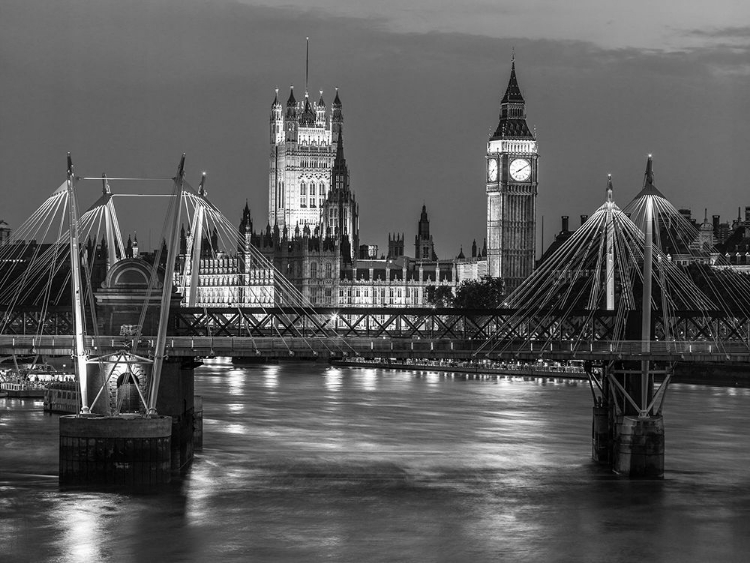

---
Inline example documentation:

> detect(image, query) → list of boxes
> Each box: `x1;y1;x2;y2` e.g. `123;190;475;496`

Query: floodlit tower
485;54;539;292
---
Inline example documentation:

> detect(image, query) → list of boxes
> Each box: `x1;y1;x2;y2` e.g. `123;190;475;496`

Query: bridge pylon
56;155;200;487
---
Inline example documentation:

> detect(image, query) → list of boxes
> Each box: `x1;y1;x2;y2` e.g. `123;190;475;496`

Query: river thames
2;361;750;562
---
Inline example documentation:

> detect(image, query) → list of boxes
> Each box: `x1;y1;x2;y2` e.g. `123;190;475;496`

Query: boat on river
0;363;75;399
43;381;80;413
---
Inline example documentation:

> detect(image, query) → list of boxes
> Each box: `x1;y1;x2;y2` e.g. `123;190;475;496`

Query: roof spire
305;37;309;96
502;58;523;104
335;128;345;161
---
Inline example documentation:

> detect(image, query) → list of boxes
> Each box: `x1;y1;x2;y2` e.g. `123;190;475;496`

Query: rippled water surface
2;362;750;562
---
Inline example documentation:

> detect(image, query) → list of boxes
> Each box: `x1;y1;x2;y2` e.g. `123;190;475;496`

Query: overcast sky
2;0;749;256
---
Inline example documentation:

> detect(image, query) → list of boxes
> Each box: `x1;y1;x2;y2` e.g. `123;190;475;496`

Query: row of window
300;181;327;209
300;198;325;208
299;181;324;196
299;158;329;168
308;262;334;279
337;287;421;300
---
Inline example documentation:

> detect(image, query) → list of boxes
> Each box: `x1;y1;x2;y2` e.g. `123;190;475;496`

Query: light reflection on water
2;363;750;562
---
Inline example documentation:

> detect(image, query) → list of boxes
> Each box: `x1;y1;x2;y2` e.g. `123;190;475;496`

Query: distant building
268;86;343;232
717;206;750;273
174;79;478;308
0;220;10;246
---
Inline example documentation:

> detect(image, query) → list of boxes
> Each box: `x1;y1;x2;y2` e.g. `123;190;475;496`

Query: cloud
684;26;750;40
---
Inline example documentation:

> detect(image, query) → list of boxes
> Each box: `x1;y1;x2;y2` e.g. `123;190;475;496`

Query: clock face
509;158;531;182
487;158;498;182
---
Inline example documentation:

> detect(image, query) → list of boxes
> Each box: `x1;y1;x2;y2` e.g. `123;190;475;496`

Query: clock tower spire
485;55;538;292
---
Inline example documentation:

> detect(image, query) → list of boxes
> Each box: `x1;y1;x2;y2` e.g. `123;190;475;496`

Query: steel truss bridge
2;305;749;363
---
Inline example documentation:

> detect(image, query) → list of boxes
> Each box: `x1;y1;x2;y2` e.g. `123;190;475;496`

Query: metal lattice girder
0;307;75;335
399;313;429;339
7;305;750;353
461;313;498;340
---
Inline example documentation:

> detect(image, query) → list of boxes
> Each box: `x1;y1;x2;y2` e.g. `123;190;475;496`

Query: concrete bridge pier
591;404;611;464
612;414;664;477
609;361;665;478
589;361;665;478
590;361;613;465
59;357;197;485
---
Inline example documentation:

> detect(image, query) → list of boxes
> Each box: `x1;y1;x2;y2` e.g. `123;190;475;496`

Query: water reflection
262;366;279;391
2;365;750;561
225;369;245;396
356;368;377;391
58;496;107;561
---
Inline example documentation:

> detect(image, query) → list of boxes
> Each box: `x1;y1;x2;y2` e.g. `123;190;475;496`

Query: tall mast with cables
147;154;186;415
66;154;90;414
640;156;655;416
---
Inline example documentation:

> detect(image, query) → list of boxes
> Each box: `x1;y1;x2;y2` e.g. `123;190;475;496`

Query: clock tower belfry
486;56;538;292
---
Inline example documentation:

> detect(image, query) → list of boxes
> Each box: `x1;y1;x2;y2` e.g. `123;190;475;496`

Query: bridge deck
1;335;748;363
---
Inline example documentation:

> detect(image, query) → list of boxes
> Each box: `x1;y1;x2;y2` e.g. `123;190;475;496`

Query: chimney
580;214;588;226
561;216;569;232
745;206;750;223
713;215;720;233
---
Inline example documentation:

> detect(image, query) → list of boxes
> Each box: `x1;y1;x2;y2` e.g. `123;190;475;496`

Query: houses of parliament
173;62;538;308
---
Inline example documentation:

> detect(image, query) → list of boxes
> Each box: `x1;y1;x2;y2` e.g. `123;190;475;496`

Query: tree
453;276;505;309
425;284;454;307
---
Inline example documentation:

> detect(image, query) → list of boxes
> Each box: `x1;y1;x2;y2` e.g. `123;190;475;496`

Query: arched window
311;262;318;278
325;262;332;278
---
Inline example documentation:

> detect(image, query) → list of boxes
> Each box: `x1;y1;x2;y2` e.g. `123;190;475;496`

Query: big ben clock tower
486;55;538;293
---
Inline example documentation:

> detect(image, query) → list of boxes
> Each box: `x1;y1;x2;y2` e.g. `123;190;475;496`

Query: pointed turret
332;87;343;143
270;88;283;143
285;86;297;118
240;200;253;234
316;90;326;126
415;205;435;260
284;86;299;141
491;55;533;140
333;129;346;168
501;56;525;105
332;88;341;110
606;174;614;203
300;93;315;127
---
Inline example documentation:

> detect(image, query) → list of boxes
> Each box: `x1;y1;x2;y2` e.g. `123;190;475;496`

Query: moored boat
43;381;80;413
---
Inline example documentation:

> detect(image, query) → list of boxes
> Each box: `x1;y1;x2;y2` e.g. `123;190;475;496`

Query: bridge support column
613;415;664;478
591;405;611;464
154;358;197;473
589;362;613;465
59;415;172;486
